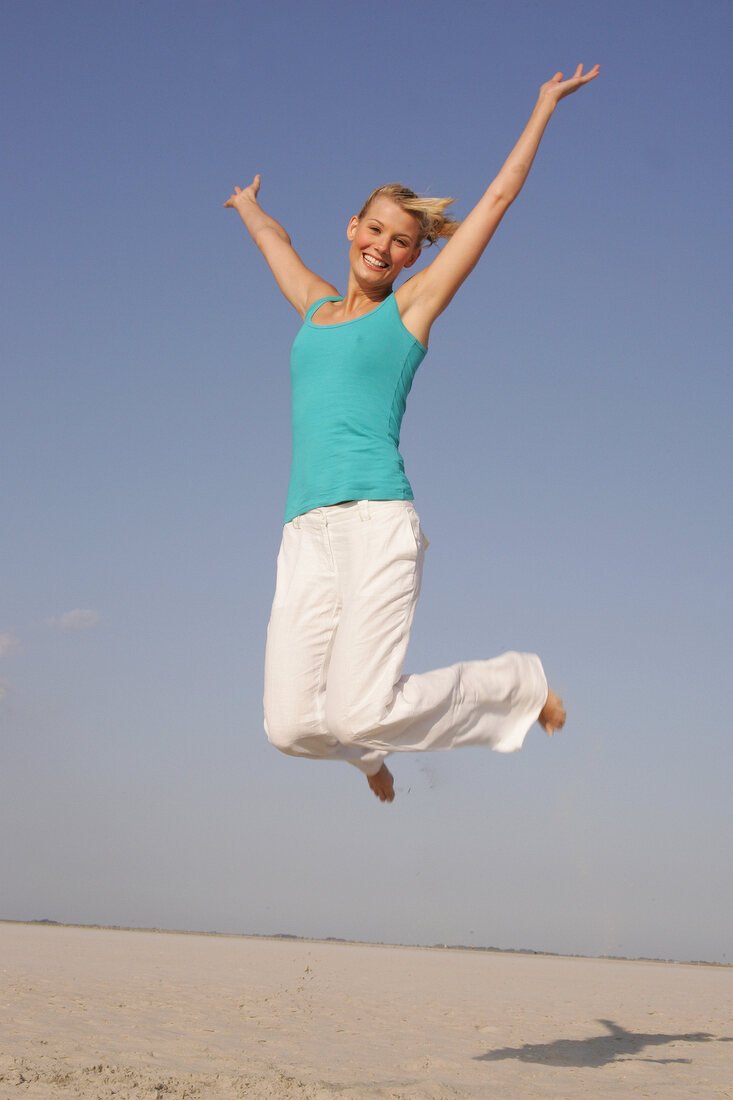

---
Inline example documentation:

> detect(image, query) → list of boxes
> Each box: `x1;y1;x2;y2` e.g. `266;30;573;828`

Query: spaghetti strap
304;295;342;322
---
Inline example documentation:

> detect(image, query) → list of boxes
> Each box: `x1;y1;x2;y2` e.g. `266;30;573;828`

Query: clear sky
2;0;731;964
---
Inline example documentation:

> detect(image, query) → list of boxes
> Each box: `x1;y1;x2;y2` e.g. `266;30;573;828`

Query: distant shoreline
1;917;728;969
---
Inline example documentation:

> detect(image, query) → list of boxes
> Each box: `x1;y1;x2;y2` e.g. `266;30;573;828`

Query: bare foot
538;688;566;737
367;763;395;802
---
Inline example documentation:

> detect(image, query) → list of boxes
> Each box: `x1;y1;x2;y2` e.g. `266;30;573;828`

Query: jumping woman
225;64;600;803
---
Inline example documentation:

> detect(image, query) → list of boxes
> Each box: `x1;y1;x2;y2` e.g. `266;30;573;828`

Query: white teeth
363;254;387;269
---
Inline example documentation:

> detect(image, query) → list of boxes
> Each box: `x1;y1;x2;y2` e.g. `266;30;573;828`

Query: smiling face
347;197;422;290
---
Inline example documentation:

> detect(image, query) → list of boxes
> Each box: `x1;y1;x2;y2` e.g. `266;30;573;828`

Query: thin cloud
47;609;102;633
0;632;22;658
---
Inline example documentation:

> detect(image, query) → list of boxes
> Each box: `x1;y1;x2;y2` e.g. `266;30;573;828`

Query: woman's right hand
220;172;338;317
223;174;261;209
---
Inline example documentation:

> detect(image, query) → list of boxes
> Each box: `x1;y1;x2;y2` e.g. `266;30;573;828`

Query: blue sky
2;0;732;964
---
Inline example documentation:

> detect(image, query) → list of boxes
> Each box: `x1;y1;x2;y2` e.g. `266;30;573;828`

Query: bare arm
223;175;337;318
399;65;600;342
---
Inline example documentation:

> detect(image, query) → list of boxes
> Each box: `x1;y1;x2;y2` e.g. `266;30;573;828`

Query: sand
0;922;731;1099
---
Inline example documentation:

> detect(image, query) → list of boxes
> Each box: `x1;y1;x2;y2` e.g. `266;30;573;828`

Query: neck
340;276;393;317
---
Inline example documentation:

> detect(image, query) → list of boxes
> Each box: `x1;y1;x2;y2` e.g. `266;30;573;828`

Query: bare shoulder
394;271;434;348
300;279;341;318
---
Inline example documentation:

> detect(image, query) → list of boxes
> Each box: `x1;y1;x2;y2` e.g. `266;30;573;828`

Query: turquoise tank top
284;294;427;523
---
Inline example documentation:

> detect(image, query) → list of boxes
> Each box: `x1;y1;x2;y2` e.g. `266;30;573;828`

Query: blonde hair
358;183;460;247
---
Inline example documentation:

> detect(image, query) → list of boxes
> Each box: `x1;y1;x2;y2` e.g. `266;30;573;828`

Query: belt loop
358;500;370;521
293;514;300;529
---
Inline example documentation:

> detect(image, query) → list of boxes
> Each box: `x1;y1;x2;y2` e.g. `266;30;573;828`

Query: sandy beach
0;922;730;1099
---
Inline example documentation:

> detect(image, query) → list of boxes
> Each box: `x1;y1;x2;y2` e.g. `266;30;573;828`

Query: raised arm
224;175;338;318
399;65;600;342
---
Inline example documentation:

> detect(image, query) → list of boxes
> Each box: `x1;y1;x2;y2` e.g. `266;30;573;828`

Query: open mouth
362;253;388;271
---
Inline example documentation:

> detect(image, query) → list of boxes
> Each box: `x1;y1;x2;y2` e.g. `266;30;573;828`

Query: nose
374;234;391;257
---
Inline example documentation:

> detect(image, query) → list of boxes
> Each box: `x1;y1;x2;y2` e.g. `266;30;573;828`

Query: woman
225;64;600;802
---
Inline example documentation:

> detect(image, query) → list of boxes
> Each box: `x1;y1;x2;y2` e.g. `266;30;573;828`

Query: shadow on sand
475;1018;733;1068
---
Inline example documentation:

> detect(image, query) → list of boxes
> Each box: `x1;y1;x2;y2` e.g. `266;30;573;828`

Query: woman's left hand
540;63;600;104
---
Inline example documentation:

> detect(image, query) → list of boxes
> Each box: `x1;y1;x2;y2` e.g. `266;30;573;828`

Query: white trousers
263;500;548;777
